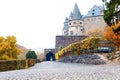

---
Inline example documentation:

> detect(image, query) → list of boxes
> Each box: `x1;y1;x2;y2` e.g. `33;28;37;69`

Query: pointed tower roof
63;17;68;29
65;17;68;22
72;3;82;20
70;11;73;17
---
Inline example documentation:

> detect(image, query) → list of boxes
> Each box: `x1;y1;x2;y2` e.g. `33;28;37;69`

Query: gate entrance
46;52;55;61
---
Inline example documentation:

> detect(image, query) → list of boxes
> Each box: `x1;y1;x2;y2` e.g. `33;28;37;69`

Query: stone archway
46;52;55;61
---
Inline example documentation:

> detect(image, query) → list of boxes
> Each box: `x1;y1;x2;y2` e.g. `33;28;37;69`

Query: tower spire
72;3;82;20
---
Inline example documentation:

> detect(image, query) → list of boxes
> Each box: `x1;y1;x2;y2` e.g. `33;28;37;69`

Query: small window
99;18;101;20
93;9;95;11
81;28;84;33
92;13;95;15
80;22;82;24
87;19;90;21
73;22;76;24
70;31;73;35
94;18;96;20
69;23;71;25
91;18;93;21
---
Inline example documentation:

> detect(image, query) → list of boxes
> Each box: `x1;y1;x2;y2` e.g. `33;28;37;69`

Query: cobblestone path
0;61;120;80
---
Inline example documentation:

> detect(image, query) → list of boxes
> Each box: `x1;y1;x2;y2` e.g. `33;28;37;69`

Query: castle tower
63;3;84;36
62;3;106;36
62;17;69;35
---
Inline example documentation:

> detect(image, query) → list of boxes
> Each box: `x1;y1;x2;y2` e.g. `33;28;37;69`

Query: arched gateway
44;49;56;61
46;52;55;61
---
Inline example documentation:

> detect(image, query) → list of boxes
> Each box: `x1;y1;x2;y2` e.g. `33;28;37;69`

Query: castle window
92;13;95;15
87;19;90;21
91;18;93;21
93;9;95;11
94;18;96;20
70;31;73;35
73;22;76;24
81;28;84;33
81;29;83;31
80;22;82;24
69;23;71;25
99;18;101;20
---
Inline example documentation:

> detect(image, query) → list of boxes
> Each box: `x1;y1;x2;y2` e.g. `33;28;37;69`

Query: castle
44;3;107;61
62;3;106;36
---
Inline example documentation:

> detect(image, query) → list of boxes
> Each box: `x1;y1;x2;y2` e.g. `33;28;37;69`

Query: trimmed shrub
0;59;36;72
26;50;37;59
27;59;35;67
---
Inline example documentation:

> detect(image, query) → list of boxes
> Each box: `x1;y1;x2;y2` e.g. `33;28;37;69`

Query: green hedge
0;59;36;71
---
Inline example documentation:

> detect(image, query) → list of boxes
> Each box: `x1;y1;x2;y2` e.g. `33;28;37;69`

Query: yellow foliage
55;36;104;60
0;36;23;60
0;55;10;60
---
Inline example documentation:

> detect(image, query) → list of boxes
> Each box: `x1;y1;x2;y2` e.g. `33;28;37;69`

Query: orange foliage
85;28;104;37
104;21;120;48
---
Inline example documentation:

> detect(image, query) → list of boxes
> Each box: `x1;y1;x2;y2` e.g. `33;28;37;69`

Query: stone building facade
62;3;107;36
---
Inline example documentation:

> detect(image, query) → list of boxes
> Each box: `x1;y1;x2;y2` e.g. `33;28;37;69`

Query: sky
0;0;103;50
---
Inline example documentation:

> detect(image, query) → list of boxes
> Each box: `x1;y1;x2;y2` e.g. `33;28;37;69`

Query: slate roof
86;5;103;17
72;3;82;20
63;17;68;29
70;11;73;17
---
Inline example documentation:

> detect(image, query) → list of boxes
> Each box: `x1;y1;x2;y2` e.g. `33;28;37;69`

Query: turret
69;12;73;21
64;17;68;29
72;3;82;20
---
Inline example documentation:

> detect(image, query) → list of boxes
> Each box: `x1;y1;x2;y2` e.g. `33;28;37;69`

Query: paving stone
0;61;120;80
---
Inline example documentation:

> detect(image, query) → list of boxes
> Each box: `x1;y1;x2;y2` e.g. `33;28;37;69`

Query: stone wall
55;35;87;52
44;49;55;55
44;49;55;60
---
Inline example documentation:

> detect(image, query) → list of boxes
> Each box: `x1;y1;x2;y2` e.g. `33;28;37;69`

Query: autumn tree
104;21;120;50
37;52;45;61
0;36;22;60
85;28;104;37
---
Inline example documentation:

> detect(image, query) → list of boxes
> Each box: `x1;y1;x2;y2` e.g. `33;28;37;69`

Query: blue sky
0;0;103;50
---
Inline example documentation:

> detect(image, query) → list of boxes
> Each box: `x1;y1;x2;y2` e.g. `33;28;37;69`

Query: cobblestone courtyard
0;61;120;80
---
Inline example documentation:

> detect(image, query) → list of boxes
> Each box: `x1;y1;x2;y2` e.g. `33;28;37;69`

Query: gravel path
0;61;120;80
